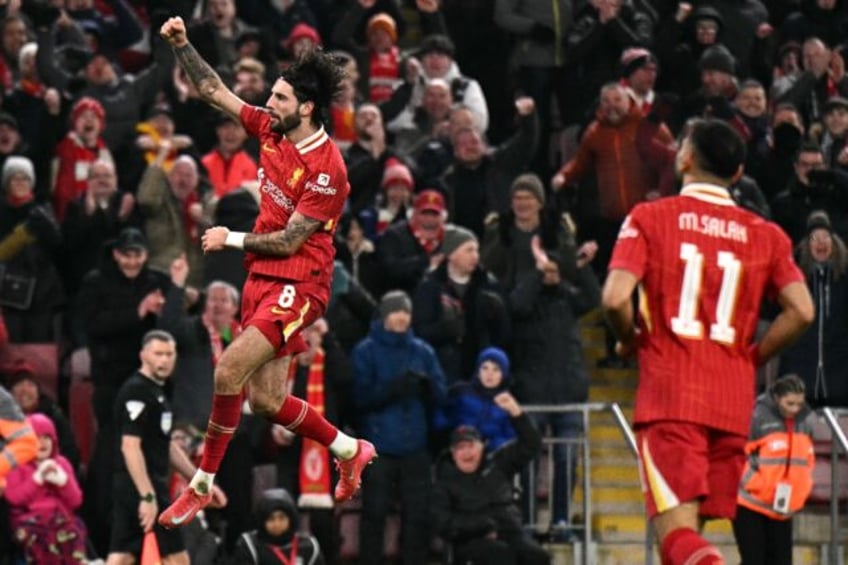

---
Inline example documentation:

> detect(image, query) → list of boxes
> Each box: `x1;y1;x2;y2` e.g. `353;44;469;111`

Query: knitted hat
2;156;35;188
510;173;545;205
699;45;736;75
441;225;477;258
381;158;414;191
367;12;397;44
824;97;848;114
476;346;510;380
0;112;17;130
378;290;412;320
620;47;658;78
418;34;455;58
284;23;322;51
807;210;833;236
450;425;482;447
72;96;106;125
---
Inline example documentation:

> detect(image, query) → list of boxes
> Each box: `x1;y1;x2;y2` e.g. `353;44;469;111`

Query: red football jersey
239;105;350;288
608;183;804;435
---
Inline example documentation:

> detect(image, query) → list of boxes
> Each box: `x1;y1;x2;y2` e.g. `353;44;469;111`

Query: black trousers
732;504;793;565
454;535;551;565
359;451;432;565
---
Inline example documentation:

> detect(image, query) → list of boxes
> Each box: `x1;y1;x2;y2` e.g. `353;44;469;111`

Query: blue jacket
352;321;447;456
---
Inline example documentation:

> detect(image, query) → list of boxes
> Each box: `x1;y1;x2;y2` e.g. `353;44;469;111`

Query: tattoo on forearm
244;216;323;257
174;43;222;100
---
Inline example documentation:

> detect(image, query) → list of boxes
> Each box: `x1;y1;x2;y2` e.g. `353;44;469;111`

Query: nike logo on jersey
262;142;277;154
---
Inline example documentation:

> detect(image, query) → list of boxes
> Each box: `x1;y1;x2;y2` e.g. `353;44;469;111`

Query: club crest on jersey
287;167;305;187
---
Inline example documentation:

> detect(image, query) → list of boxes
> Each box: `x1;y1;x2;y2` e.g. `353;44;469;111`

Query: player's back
621;185;797;434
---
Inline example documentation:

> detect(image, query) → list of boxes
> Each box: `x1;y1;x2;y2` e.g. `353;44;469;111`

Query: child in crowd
229;488;324;565
4;413;87;564
438;346;517;452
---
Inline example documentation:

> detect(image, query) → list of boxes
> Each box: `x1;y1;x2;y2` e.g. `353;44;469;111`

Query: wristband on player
225;231;246;249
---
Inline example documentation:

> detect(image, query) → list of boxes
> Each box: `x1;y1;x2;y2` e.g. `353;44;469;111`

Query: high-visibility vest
737;421;815;520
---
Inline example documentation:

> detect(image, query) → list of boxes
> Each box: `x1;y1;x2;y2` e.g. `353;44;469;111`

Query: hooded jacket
230;488;324;565
5;413;82;525
438;347;517;451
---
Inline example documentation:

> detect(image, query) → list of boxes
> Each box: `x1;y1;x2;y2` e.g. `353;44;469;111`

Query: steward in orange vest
733;374;815;565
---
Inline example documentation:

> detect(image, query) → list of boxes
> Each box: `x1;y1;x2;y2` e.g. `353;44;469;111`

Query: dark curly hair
279;49;346;126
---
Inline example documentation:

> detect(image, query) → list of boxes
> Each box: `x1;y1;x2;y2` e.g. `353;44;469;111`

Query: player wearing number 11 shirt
602;119;814;565
156;16;376;530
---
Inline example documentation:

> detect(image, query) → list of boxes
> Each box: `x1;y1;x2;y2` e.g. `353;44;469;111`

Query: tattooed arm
159;16;245;118
202;212;324;257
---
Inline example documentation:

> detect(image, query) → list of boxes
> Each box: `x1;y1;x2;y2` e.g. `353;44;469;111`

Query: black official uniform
110;371;184;556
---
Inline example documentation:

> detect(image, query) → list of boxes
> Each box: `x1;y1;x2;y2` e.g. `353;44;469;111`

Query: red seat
69;377;95;470
0;343;59;399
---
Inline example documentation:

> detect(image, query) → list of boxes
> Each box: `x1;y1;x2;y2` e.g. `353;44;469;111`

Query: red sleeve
608;205;649;279
295;164;347;222
239;104;271;139
766;223;805;297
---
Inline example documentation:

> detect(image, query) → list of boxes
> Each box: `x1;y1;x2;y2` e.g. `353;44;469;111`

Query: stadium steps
566;310;848;563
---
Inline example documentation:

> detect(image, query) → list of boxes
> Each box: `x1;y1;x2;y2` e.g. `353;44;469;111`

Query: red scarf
297;348;333;508
330;103;356;146
19;79;44;98
368;46;400;103
182;190;201;243
52;133;110;222
409;219;444;254
202;314;242;366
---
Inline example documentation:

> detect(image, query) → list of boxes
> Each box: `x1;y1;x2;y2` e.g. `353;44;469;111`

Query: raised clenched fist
160;16;188;48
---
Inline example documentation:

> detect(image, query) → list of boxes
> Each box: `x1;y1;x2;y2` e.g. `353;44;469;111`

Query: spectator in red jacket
201;113;257;198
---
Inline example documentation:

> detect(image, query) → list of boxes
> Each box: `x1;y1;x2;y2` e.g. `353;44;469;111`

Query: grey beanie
379;290;412;320
510;173;545;205
441;226;478;258
2;156;35;189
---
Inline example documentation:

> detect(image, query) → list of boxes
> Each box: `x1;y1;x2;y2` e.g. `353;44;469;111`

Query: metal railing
521;402;643;565
820;407;848;564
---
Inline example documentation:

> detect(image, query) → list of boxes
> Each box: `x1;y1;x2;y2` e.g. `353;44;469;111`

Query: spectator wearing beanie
52;96;113;222
682;44;739;126
483;172;579;291
0;156;64;343
283;22;322;60
779;210;848;408
413;225;510;384
351;288;446;565
620;47;658;115
435;345;517;452
386;32;491;136
333;0;443;105
374;157;413;235
654;4;725;100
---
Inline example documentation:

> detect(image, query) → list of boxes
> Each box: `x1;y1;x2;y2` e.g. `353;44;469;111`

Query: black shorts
109;478;185;557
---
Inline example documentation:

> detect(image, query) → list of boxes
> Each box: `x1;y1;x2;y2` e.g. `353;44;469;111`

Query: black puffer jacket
78;247;171;387
432;413;540;544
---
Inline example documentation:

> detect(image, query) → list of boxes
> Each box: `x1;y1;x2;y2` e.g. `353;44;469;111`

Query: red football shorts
636;421;747;520
240;273;328;358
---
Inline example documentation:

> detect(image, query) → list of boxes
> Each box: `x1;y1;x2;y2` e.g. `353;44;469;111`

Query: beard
270;112;302;135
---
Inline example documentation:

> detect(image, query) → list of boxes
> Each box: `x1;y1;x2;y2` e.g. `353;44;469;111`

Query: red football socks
199;392;243;473
273;394;338;446
661;528;724;565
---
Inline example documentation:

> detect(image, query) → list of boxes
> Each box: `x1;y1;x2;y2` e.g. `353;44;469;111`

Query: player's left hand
614;329;641;359
210;485;228;509
202;226;229;253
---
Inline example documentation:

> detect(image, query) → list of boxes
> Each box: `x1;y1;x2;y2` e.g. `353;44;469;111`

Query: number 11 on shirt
671;242;742;345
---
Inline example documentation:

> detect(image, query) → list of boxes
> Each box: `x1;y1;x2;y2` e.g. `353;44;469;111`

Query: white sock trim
189;470;216;493
329;431;358;459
